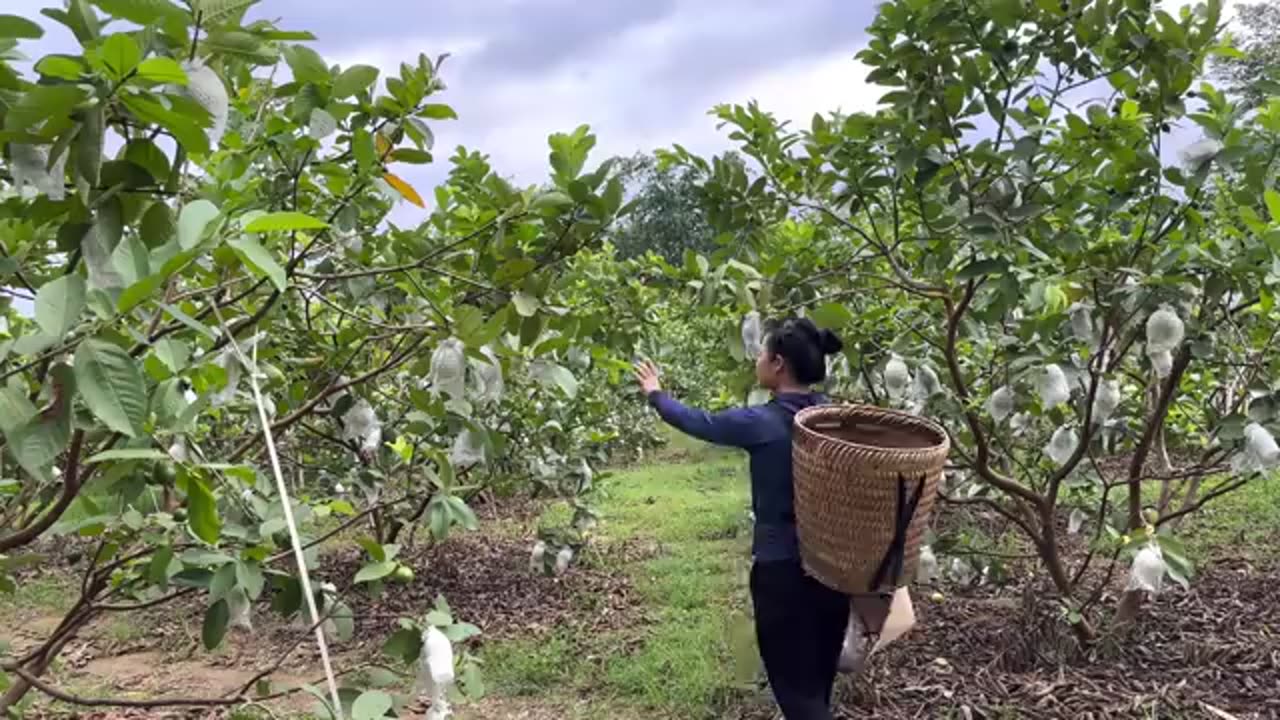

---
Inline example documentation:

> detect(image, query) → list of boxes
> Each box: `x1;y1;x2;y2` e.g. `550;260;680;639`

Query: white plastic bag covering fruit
168;438;189;463
82;222;124;290
470;346;504;405
1126;543;1166;594
1145;306;1185;354
1069;303;1094;344
182;60;229;146
529;540;547;573
1045;425;1079;466
428;338;467;401
1068;509;1086;535
741;312;763;357
1091;379;1121;424
987;386;1015;422
916;545;938;584
449;428;485;468
1038;364;1070;409
11;144;66;200
228;588;253;632
414;626;455;720
211;350;241;407
884;354;910;398
554;546;574;574
1148;348;1174;378
911;365;942;400
949;558;974;585
1233;422;1280;473
1180;138;1222;168
341;399;382;453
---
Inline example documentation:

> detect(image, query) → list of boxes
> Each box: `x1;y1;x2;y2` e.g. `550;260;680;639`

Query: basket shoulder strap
867;474;926;592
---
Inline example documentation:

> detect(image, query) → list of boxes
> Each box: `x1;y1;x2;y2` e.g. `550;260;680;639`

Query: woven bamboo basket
792;405;949;595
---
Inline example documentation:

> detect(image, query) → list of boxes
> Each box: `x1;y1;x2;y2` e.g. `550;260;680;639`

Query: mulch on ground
832;556;1280;719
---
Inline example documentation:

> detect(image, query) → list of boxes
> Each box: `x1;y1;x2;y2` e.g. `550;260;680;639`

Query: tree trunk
1037;516;1096;643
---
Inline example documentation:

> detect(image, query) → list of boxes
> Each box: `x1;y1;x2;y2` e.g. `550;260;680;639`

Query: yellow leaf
376;133;392;160
383;172;425;208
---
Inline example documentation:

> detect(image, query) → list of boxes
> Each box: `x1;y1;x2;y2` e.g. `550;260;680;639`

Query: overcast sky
4;0;1247;213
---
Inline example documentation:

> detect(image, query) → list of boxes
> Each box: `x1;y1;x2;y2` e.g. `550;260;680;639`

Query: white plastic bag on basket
837;588;916;675
1126;543;1166;595
414;626;455;720
1038;364;1070;409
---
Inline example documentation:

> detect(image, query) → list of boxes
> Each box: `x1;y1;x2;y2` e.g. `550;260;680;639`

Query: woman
634;316;849;720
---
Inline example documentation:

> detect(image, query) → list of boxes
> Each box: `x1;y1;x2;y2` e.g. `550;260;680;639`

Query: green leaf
202;598;229;649
0;15;44;39
188;475;221;544
228;236;287;291
6;407;71;482
124;140;171;183
36;56;87;80
811;302;853;330
351;690;393;720
354;561;397;584
243;211;328;233
102;33;141;78
418;103;457;120
74;339;148;437
34;275;87;339
121;94;210;156
283;44;330;85
5;85;88;132
0;387;37;435
154;338;190;373
382;628;422;663
333;64;378;98
136;56;187;85
957;258;1007;280
1266;189;1280;224
532;361;578;399
190;0;259;22
511;292;540;318
236;560;264;599
178;199;219;249
87;448;168;463
90;0;187;27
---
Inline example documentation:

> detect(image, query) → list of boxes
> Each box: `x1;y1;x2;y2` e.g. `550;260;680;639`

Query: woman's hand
633;361;661;395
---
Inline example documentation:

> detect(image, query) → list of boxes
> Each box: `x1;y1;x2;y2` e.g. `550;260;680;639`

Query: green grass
1179;472;1280;562
0;572;74;621
481;434;760;718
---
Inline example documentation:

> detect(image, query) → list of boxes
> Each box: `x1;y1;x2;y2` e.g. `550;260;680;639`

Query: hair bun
818;329;844;356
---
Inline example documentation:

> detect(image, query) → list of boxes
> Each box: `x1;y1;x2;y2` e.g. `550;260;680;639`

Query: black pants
750;559;850;720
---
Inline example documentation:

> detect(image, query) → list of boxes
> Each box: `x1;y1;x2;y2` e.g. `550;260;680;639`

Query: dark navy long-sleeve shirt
647;390;828;562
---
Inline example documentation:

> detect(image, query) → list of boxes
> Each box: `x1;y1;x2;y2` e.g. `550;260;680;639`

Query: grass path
473;438;768;719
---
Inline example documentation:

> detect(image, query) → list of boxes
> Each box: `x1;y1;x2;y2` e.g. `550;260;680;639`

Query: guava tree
663;0;1280;639
0;0;637;715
